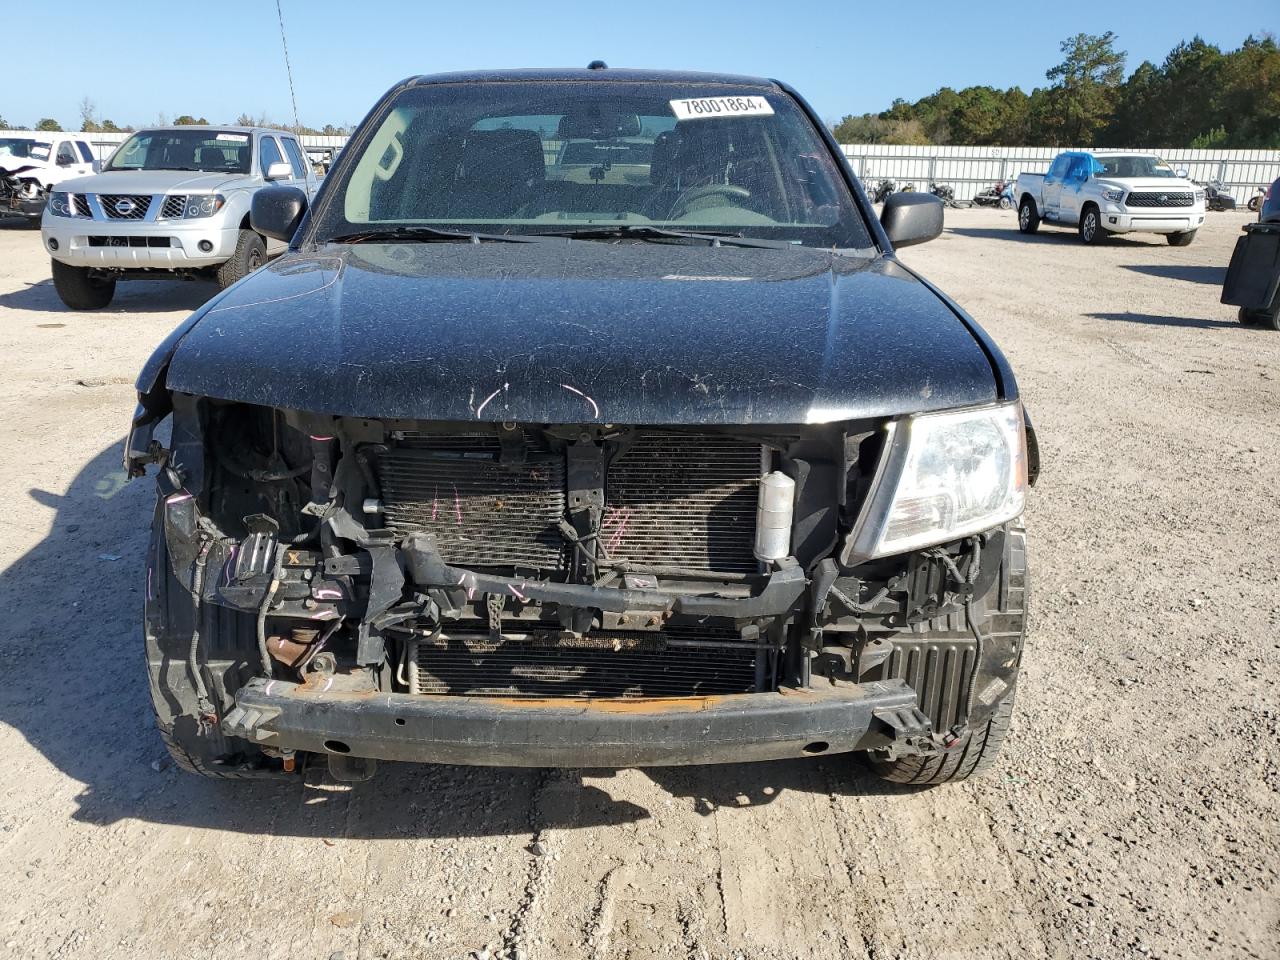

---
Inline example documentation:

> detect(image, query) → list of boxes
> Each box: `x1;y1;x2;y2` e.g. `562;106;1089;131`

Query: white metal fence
839;144;1280;205
7;128;1277;205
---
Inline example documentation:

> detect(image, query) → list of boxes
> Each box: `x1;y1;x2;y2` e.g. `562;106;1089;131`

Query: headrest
458;128;545;184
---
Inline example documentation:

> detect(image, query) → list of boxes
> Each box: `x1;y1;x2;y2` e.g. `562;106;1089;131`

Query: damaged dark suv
127;68;1037;786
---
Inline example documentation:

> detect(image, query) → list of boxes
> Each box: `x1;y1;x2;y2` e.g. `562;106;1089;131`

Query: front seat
448;129;545;219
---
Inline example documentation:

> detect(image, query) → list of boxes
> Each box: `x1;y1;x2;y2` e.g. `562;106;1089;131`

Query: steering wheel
667;183;752;220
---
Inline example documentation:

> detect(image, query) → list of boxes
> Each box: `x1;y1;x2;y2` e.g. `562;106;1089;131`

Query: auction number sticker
669;96;774;120
216;133;249;142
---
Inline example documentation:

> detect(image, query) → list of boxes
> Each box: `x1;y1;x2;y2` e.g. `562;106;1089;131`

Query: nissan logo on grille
114;198;136;216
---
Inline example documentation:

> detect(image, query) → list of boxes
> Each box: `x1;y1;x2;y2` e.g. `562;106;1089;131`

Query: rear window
313;80;871;249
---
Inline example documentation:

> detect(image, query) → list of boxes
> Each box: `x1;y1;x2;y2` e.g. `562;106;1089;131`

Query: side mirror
56;154;72;167
1176;167;1189;178
265;161;293;181
251;185;308;242
880;192;944;248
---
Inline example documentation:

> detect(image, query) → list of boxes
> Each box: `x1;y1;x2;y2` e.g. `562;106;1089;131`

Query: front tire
1078;205;1106;244
216;229;267;290
1166;229;1197;247
51;259;115;310
869;693;1015;785
1017;197;1040;234
1239;305;1280;331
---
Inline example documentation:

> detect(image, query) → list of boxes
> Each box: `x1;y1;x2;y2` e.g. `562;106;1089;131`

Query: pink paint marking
453;484;463;526
605;507;632;553
509;584;527;602
313;587;342;600
431;485;439;522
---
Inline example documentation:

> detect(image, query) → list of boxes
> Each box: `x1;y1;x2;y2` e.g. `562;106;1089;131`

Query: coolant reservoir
754;471;795;562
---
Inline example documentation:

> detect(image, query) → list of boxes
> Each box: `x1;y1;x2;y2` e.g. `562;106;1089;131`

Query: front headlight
1102;189;1124;203
1194;190;1206;202
852;402;1027;559
47;192;74;217
182;194;225;219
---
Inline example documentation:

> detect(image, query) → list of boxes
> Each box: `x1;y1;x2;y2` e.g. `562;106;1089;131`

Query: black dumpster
1223;221;1280;329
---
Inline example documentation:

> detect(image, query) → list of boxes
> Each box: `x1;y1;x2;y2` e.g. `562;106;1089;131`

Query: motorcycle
973;180;1013;209
929;182;965;208
1248;186;1266;213
868;178;896;203
1197;179;1237;212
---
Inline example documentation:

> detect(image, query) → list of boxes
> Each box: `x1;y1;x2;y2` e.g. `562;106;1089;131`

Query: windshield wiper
536;225;795;249
325;226;542;245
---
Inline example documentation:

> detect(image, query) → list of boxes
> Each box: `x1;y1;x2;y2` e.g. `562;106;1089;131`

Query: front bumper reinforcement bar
223;677;923;767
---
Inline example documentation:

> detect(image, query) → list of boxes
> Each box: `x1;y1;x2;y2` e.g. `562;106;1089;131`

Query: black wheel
216;229;267;289
1078;205;1106;244
1017;197;1039;234
1239;305;1280;331
50;258;115;309
1166;229;1197;247
869;694;1016;785
866;522;1028;786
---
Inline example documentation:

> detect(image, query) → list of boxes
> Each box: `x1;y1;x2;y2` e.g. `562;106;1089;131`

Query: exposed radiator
407;625;759;699
603;432;762;574
375;435;567;572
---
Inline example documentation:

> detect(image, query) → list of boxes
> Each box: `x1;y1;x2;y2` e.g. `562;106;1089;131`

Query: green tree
1103;60;1161;145
0;116;10;130
832;113;889;144
34;118;62;132
173;115;210;125
1218;35;1280;147
1041;32;1127;145
1151;38;1225;146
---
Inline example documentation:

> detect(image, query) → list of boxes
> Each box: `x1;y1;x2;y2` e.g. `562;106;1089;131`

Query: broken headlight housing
850;402;1027;560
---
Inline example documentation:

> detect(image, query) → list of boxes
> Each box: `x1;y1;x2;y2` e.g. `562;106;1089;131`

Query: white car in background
41;126;317;309
0;133;98;222
1015;151;1207;246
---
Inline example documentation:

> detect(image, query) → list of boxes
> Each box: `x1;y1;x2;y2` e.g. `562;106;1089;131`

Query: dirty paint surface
156;241;1001;425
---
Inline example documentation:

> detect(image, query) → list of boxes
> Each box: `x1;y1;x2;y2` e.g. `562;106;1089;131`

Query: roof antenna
275;0;302;135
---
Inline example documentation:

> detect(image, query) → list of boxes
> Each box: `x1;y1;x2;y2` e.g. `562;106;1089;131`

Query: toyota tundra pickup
1016;151;1206;245
41;126;317;309
126;67;1037;786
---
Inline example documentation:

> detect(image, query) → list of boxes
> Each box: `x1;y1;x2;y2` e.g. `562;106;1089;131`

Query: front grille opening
407;626;761;699
98;194;151;219
88;236;172;248
375;434;567;572
1125;191;1194;208
604;432;762;574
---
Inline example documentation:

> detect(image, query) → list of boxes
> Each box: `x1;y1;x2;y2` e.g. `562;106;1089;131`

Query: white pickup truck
0;133;99;221
41;126;317;309
1015;151;1206;246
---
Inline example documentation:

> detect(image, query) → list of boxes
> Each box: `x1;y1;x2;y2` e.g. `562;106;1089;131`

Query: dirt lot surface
0;209;1276;960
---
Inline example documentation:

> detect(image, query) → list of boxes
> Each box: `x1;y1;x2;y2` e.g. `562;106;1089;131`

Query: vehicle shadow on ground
1122;264;1227;285
0;215;39;231
0;442;900;840
0;277;218;315
946;226;1164;247
1086;310;1241;330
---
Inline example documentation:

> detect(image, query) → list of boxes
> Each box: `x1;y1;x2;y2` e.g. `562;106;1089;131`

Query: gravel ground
0;208;1276;960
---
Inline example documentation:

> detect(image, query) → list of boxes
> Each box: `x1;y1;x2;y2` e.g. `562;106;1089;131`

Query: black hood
158;242;999;425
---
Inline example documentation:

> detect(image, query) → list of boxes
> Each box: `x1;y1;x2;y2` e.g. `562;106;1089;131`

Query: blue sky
3;0;1275;130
